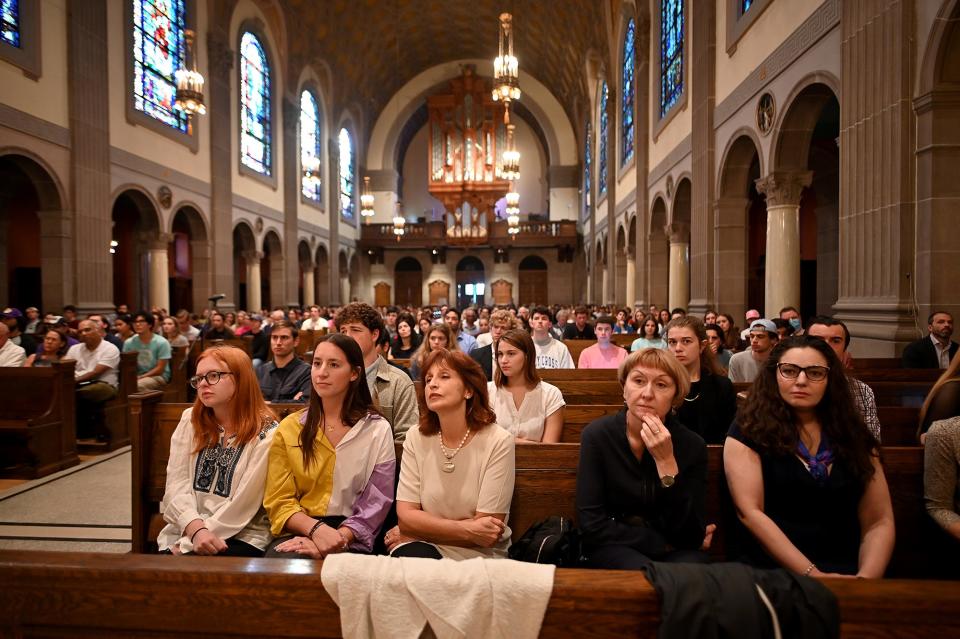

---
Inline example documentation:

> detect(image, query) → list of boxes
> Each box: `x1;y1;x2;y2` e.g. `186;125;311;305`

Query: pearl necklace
438;426;471;473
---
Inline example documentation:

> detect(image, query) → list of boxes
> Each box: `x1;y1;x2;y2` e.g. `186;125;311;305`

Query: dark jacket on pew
901;336;958;369
257;358;311;402
645;561;839;639
576;410;707;560
470;343;494;381
676;371;737;445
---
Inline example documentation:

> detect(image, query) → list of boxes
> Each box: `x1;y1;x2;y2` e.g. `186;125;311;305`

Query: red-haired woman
263;333;395;558
157;345;278;556
385;349;515;559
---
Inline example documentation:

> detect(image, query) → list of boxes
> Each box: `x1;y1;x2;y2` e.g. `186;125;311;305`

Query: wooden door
518;270;547;306
374;282;391;307
394;270;422;306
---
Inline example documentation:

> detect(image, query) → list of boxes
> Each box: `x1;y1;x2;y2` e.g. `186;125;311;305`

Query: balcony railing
358;220;579;250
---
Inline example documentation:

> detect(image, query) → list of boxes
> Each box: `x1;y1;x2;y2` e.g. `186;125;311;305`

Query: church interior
2;0;960;636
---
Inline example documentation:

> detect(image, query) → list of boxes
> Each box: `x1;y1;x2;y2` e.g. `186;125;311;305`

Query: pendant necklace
438;426;471;473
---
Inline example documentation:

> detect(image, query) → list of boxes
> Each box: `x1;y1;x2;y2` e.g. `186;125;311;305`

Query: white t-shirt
66;339;121;388
487;381;565;442
533;337;574;369
475;332;493;348
301;317;329;331
0;340;26;367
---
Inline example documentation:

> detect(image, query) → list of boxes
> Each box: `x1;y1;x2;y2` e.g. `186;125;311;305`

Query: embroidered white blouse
157;407;278;553
486;381;565;442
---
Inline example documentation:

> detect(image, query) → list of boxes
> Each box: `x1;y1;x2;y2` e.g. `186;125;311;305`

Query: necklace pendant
441;460;456;473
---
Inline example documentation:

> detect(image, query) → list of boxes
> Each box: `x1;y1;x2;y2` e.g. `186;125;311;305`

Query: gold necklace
438;426;471;473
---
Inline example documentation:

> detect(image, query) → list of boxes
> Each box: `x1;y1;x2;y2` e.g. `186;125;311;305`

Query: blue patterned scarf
797;437;833;485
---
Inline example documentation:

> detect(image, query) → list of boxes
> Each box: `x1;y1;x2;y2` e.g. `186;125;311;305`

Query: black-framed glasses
777;363;829;382
189;371;234;389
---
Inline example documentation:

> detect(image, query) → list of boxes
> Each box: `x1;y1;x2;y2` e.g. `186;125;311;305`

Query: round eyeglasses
776;363;829;382
189;371;234;389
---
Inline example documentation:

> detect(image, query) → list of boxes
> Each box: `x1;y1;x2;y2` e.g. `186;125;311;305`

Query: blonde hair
618;348;691;409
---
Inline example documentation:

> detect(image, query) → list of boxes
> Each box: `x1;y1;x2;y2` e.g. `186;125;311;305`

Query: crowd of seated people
1;297;956;574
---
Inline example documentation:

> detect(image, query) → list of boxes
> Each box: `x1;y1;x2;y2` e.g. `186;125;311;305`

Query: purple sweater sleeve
342;459;396;552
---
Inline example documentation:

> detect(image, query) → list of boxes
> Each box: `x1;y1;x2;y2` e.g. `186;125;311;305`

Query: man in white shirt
175;309;200;343
530;306;574;369
0;323;25;367
299;305;329;331
728;319;779;383
67;319;121;440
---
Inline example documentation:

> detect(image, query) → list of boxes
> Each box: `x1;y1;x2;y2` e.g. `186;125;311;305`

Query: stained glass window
598;82;608;196
1;0;18;47
621;18;636;166
660;0;684;117
240;31;271;174
339;128;354;222
742;0;753;13
132;0;189;133
300;90;321;201
583;123;592;220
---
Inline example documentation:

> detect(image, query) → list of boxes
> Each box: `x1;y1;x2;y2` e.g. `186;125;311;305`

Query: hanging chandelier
505;189;520;235
492;13;520;103
174;29;206;115
360;176;375;218
501;123;520;181
392;201;406;239
303;156;321;190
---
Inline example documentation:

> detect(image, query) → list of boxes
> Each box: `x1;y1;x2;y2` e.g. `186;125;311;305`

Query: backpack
507;516;581;567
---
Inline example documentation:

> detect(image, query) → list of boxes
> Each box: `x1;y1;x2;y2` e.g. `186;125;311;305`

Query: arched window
660;0;684;117
2;0;19;46
300;90;321;201
583;122;592;220
598;81;608;196
132;0;188;133
338;127;354;222
240;31;271;175
742;0;753;12
621;18;636;166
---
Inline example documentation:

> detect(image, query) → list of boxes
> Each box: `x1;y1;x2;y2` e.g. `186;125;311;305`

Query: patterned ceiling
283;0;609;150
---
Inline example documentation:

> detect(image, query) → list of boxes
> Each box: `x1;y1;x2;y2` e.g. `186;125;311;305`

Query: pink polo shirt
577;343;627;369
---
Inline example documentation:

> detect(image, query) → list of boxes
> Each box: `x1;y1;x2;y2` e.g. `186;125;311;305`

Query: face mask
788;318;802;331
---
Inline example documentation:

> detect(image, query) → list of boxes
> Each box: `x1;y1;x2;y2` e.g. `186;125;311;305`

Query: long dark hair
738;335;877;483
300;333;378;469
663;316;725;377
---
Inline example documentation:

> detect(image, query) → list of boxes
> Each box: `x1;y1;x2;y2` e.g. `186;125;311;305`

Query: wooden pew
8;551;958;638
0;359;78;478
540;369;618;382
160;346;189;404
549;380;624;404
97;350;139;450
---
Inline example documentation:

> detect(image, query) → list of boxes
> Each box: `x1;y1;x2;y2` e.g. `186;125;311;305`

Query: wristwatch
660;474;676;488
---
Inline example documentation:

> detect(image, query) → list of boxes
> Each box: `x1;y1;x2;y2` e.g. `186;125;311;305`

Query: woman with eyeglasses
157;345;278;556
724;335;895;578
263;333;395;558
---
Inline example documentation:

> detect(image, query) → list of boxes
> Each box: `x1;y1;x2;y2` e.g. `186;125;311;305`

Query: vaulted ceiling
283;0;610;149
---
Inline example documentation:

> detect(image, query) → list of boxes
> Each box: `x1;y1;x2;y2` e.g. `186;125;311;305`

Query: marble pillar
244;251;262;312
755;171;812;319
147;235;172;311
625;249;637;308
601;267;610;305
666;223;690;311
302;269;315;307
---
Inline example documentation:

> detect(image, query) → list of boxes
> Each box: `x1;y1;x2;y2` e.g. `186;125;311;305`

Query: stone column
147;234;172;311
605;83;618;306
189;239;212;312
244;251;262;312
712;197;750;322
68;0;111;313
38;209;73;311
302;268;315;307
282;97;301;308
666;223;690;311
755;171;812;318
601;266;610;306
625;248;636;308
327;138;341;304
633;5;651;308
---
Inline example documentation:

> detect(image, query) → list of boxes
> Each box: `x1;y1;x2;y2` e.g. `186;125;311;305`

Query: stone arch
648;197;669;309
593;236;605;304
769;74;840;173
261;230;284;309
232;221;257;310
170;206;210;312
715;133;764;320
338;249;349;303
347;252;360;302
0;152;67;310
111;188;162;310
314;243;330;304
914;0;960;321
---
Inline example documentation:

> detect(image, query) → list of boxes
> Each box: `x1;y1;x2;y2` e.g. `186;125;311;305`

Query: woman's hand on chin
460;516;505;548
639;414;675;464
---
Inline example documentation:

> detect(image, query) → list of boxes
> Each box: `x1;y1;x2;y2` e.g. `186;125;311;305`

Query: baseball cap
0;307;22;318
44;314;67;326
745;309;761;321
749;319;777;334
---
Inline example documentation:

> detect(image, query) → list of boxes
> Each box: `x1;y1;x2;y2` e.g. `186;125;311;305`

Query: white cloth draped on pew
321;554;555;639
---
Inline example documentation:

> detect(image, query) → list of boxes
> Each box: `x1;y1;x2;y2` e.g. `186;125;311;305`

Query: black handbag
507;515;581;567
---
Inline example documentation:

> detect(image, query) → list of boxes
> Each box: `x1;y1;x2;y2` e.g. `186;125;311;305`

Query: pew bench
86;350;138;451
160;346;189;404
0;359;79;478
1;551;958;638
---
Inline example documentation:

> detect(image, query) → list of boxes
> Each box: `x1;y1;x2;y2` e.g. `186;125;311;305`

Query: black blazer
470;343;493;381
902;336;958;369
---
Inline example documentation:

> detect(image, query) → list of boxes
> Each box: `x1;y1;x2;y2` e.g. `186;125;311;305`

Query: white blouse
487;381;565;442
157;407;277;553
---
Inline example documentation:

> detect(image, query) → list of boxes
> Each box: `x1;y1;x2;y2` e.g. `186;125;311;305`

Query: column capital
665;222;690;243
243;250;263;263
755;171;813;207
146;233;173;251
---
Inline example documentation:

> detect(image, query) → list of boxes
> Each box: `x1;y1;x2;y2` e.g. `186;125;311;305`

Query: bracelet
337;529;350;551
189;527;208;543
307;521;325;540
802;563;817;577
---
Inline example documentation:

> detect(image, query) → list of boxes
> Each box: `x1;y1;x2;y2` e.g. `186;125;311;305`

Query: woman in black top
576;348;710;570
724;336;894;578
664;316;737;444
390;313;421;360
